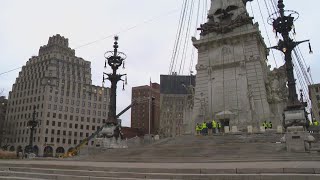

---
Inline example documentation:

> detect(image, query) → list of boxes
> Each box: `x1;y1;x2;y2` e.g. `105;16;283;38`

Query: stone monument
191;0;285;133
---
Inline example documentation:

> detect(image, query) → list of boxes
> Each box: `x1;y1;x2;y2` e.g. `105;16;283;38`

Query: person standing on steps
202;122;208;136
207;121;213;135
263;121;267;130
217;122;222;133
212;119;217;134
195;123;201;136
268;121;273;129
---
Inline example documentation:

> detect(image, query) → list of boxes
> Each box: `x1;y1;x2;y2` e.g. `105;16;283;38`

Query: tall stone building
191;0;286;133
0;96;8;146
4;34;110;157
159;75;195;137
131;83;160;134
308;84;320;121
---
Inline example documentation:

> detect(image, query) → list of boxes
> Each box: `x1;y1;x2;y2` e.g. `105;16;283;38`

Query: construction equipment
62;103;134;158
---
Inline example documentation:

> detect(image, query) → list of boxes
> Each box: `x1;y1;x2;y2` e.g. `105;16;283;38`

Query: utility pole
102;36;127;138
27;105;39;154
268;0;313;128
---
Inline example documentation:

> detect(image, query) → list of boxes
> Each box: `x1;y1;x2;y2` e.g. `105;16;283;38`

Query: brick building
159;75;195;137
131;83;160;135
4;34;110;157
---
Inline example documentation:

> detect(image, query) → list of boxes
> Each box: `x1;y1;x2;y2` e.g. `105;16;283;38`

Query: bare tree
0;89;4;96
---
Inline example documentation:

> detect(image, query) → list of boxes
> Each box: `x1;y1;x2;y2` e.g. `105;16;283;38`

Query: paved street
1;160;320;169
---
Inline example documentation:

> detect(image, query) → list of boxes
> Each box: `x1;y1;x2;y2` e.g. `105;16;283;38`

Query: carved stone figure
266;65;288;103
198;0;253;35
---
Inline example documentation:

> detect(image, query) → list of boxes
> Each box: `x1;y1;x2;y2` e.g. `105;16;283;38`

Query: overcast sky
0;0;319;127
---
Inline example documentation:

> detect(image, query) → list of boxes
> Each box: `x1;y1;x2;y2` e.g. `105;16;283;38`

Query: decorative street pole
27;105;39;154
102;36;127;138
268;0;313;127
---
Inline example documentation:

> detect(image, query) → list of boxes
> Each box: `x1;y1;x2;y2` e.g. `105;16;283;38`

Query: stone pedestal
231;126;238;133
277;125;283;133
260;126;266;133
98;137;128;149
284;126;310;152
224;126;230;133
247;126;253;133
154;135;160;141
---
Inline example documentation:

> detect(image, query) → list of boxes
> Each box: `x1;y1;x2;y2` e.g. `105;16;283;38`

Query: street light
102;36;127;139
26;105;39;154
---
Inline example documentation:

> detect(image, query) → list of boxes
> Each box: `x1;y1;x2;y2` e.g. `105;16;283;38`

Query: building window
51;129;55;134
63;130;66;135
69;123;72;128
75;124;78;129
57;130;60;135
57;138;60;143
45;137;48;142
70;115;73;121
52;121;55;126
68;139;71;144
63;139;66;143
45;128;48;134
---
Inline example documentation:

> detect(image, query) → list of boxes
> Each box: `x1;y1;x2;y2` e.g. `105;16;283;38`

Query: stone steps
0;164;320;180
80;134;320;163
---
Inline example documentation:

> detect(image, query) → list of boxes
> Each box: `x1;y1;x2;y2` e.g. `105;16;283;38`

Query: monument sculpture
191;0;286;133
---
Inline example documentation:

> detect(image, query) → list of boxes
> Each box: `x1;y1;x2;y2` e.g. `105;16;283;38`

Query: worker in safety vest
268;121;273;129
212;120;217;134
262;121;267;129
206;121;213;135
195;123;201;135
217;122;222;133
202;122;208;136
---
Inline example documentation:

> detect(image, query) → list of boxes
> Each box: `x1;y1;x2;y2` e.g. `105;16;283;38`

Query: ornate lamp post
102;36;127;138
268;0;313;128
26;105;39;154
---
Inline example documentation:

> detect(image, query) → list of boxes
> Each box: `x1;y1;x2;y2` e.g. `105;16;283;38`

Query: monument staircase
0;133;319;179
80;133;320;162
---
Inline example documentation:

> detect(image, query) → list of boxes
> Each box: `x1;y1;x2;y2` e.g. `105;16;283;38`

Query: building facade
309;84;320;121
0;96;8;147
159;75;195;137
4;34;110;157
131;83;160;135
